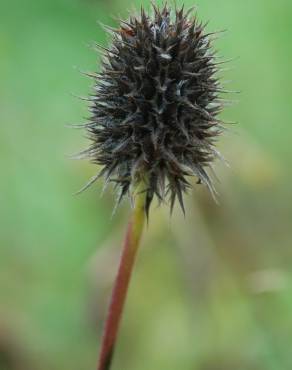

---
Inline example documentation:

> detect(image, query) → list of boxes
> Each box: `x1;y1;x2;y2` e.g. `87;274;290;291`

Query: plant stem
97;185;146;370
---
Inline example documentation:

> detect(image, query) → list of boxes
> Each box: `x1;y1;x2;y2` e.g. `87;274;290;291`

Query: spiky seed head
82;3;228;216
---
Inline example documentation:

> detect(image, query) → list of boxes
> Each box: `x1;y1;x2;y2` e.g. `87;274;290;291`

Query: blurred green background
1;0;292;369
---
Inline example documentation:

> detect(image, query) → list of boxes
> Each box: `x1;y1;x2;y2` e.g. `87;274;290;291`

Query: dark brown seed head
81;3;228;216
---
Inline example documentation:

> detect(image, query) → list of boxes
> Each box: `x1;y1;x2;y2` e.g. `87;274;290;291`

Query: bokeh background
1;0;292;369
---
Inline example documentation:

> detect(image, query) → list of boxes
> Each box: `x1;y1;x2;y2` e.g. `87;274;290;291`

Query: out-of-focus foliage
0;0;292;369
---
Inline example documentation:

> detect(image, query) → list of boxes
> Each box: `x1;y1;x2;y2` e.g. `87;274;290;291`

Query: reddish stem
97;193;146;370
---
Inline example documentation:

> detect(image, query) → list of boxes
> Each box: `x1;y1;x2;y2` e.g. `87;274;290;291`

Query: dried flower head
81;3;228;216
